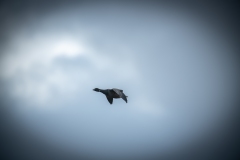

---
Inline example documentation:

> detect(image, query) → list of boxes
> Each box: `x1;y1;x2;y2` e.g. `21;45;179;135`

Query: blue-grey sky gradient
0;1;239;160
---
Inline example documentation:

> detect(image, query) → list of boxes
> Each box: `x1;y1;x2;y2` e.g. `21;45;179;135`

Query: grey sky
0;1;239;159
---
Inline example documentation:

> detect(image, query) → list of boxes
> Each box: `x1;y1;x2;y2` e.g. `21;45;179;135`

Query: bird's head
93;88;100;92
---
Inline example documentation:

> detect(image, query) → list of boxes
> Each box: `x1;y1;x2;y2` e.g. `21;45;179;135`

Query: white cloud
51;38;86;57
0;32;142;110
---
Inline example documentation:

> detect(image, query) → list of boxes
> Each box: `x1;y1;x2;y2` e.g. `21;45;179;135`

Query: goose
93;88;128;104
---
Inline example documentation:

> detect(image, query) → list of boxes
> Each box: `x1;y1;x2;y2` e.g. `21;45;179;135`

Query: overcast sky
0;1;239;160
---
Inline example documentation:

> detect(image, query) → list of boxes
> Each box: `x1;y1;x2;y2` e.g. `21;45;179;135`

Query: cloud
0;29;141;110
0;3;238;158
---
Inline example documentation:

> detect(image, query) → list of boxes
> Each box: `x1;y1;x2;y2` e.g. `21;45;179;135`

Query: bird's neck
99;89;108;95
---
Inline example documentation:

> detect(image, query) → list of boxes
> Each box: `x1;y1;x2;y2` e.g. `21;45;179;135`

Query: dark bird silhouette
93;88;128;104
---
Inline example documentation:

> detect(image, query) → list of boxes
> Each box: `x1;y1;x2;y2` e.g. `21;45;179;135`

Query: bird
93;88;128;104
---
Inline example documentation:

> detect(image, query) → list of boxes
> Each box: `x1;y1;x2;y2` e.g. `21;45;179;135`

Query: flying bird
93;88;128;104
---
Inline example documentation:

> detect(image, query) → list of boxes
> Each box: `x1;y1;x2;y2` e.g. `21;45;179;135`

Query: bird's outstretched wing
106;96;113;104
112;88;128;103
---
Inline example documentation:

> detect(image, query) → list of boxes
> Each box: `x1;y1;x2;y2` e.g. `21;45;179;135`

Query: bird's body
93;88;128;104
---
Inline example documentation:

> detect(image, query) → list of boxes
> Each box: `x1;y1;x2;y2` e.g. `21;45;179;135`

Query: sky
0;1;240;160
